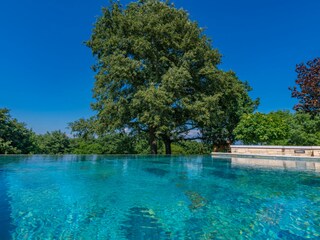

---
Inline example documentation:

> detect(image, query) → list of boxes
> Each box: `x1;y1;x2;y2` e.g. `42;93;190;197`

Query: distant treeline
1;108;320;155
0;108;210;155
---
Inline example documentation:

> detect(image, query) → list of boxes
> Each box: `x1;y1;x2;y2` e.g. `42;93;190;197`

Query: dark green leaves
0;109;36;154
88;0;256;153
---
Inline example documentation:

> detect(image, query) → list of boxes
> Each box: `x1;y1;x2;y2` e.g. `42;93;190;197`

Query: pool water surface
0;155;319;239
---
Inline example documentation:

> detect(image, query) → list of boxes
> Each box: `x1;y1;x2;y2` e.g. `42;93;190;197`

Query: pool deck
222;145;320;159
211;152;320;161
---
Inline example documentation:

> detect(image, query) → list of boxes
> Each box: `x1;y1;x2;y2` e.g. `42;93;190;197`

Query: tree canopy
69;117;97;140
290;57;320;115
234;111;291;145
0;108;36;154
288;113;320;146
234;111;320;146
36;131;71;154
87;0;256;154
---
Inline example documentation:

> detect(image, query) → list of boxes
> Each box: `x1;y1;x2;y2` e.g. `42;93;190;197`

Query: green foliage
69;117;97;140
87;0;256;154
171;141;210;155
235;111;320;146
200;74;258;146
69;116;137;154
70;139;104;154
170;143;185;155
0;138;18;154
71;133;136;154
69;130;211;155
98;133;135;154
288;113;320;146
36;131;71;154
132;134;151;154
0;108;36;154
182;141;211;154
0;105;237;155
234;111;291;145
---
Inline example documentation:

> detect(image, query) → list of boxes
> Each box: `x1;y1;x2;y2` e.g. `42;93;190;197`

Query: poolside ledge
212;145;320;159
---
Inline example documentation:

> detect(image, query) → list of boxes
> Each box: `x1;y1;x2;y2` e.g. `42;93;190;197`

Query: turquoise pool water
0;155;320;239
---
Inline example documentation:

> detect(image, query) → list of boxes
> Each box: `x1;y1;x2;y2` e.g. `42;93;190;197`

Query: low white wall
231;157;320;171
230;145;320;157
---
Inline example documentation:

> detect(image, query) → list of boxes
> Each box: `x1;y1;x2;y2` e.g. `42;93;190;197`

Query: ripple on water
1;155;320;239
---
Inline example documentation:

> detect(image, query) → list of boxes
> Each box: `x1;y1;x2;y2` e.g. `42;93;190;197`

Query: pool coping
230;145;320;150
211;152;320;161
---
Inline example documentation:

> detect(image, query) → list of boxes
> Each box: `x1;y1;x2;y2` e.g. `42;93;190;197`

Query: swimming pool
0;155;319;239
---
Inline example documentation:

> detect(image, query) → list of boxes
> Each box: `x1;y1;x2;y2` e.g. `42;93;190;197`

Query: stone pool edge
211;152;320;161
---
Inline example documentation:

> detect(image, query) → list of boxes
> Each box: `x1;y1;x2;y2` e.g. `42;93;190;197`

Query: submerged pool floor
0;155;320;239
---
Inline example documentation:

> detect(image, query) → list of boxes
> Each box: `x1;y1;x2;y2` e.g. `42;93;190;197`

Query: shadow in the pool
278;229;306;240
120;207;170;239
208;169;239;180
146;161;170;165
143;168;169;177
300;178;320;187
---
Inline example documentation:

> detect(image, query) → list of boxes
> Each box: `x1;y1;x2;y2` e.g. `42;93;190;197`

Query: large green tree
198;73;258;149
87;0;255;154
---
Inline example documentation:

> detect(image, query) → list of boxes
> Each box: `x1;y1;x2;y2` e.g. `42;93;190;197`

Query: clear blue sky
1;0;319;133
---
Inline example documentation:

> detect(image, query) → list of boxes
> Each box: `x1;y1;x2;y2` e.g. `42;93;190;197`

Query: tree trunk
149;128;158;155
213;140;231;153
163;136;172;155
